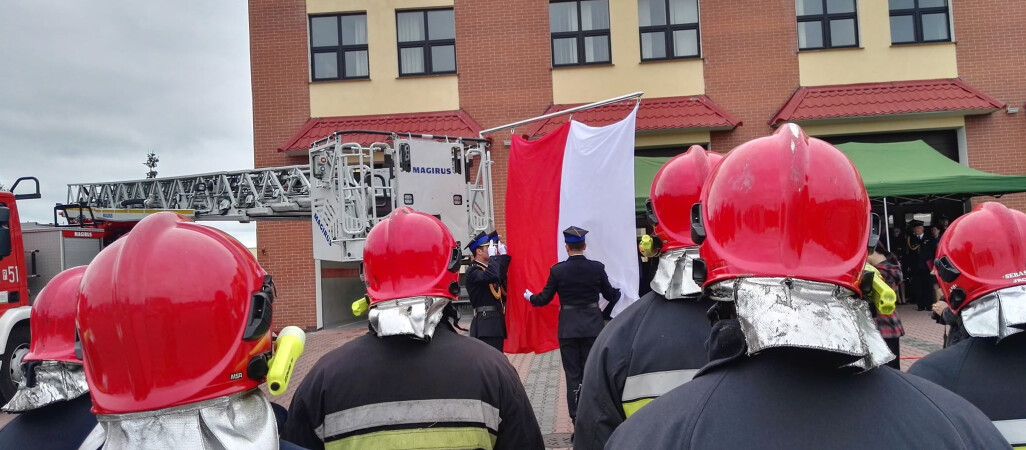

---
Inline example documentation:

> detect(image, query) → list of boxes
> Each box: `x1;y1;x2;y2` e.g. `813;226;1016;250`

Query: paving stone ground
0;304;946;446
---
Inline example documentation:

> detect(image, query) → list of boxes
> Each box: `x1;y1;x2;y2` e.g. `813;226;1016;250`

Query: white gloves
487;240;508;256
524;289;533;301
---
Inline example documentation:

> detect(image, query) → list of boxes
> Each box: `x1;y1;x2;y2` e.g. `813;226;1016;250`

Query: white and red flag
504;107;640;353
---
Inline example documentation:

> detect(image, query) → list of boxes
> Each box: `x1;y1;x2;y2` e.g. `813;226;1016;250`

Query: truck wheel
0;325;30;403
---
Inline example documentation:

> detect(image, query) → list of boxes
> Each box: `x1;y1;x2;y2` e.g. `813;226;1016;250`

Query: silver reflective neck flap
98;389;277;450
2;361;89;412
369;296;450;341
650;247;702;300
961;285;1026;340
709;277;894;371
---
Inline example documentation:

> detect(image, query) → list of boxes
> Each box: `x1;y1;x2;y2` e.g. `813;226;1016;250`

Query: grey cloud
0;0;256;247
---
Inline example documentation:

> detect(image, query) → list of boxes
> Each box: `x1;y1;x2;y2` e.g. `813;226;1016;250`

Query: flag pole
478;92;644;138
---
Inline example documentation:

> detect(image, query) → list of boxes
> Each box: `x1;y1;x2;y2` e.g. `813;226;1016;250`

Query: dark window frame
889;0;951;44
309;13;370;81
796;0;860;51
550;0;612;68
637;0;701;61
395;8;457;77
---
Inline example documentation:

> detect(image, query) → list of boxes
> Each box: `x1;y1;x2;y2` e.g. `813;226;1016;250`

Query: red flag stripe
503;123;570;353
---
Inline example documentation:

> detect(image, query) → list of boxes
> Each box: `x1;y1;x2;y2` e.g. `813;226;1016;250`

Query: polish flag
504;107;640;354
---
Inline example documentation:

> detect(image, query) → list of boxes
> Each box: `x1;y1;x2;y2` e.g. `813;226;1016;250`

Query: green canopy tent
835;140;1026;202
635;156;671;213
837;140;1026;251
632;141;1026;226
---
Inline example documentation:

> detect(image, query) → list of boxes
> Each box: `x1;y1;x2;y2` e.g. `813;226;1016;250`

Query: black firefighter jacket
282;324;544;450
607;321;1011;450
573;291;713;450
910;332;1026;448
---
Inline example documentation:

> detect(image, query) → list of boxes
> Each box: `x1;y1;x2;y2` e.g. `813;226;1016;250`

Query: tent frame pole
883;197;892;252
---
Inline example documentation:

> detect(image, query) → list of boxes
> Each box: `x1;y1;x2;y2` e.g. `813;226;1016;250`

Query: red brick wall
454;0;554;235
953;1;1026;212
249;0;317;330
702;0;801;152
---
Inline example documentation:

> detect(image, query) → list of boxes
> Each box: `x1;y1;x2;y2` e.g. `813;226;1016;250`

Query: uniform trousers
559;337;595;421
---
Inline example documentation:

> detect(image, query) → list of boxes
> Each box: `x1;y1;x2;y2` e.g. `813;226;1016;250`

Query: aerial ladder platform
61;131;495;263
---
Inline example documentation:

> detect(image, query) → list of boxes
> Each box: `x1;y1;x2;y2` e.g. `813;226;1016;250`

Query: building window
550;0;611;67
396;9;456;76
638;0;700;60
796;0;859;50
309;14;369;81
889;0;950;44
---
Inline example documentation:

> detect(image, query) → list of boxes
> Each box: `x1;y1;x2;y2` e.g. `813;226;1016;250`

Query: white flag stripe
558;106;641;316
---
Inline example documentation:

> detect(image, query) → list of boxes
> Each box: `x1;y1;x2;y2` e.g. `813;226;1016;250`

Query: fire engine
0;131;495;402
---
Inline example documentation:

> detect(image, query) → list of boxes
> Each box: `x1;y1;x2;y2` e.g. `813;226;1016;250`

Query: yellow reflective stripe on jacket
621;369;699;417
324;427;496;450
993;419;1026;447
315;399;500;441
622;398;654;418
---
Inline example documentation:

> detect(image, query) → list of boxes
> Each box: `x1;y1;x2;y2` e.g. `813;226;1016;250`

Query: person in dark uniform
285;208;543;450
902;219;937;311
0;266;101;450
465;231;510;352
607;125;1009;450
910;202;1026;448
523;226;621;426
573;146;720;450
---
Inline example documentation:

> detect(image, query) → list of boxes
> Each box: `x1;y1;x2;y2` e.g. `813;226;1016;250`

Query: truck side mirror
0;206;10;259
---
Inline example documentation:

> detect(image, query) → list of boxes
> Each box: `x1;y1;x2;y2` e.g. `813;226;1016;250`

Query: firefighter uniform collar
707;277;894;371
369;296;450;341
97;389;277;449
2;361;89;412
650;247;702;300
961;285;1026;340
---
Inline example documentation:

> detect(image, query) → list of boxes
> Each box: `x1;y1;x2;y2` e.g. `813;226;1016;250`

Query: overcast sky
0;1;257;246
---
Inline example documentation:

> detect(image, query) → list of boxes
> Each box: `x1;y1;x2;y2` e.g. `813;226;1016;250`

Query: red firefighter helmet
648;145;724;250
934;202;1026;313
77;212;273;414
695;124;871;294
363;207;461;304
24;265;86;363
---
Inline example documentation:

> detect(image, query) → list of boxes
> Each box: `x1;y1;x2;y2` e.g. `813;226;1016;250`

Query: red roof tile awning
526;95;740;137
278;110;483;153
770;78;1006;126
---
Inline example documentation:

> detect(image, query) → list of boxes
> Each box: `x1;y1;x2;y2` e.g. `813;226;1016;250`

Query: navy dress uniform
465;231;510;352
526;226;621;422
901;219;937;311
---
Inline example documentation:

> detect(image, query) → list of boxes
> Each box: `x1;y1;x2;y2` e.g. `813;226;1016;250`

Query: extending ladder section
66;166;312;222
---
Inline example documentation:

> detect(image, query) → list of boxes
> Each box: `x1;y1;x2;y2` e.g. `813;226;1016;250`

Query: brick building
249;0;1026;330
